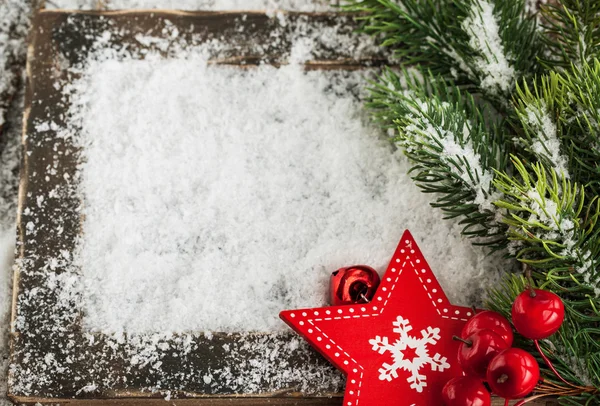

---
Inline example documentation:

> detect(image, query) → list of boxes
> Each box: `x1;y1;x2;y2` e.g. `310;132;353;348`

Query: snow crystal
461;0;515;95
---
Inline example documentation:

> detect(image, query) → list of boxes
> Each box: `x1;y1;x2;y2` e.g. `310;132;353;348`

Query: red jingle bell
330;265;380;306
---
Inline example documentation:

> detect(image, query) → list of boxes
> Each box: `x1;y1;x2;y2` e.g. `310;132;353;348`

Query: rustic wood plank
14;397;345;405
9;9;381;404
9;9;550;406
9;397;558;405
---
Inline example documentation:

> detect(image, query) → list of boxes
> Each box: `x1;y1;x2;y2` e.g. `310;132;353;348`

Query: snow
440;132;499;212
0;0;31;130
0;102;20;406
0;226;14;406
443;47;474;80
552;341;594;387
46;0;337;11
73;57;405;333
64;46;504;334
0;1;32;405
5;0;509;397
525;0;547;15
461;0;516;96
515;187;600;296
522;102;569;179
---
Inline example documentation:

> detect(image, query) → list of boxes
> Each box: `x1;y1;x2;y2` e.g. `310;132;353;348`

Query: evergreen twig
346;0;600;402
343;0;543;111
539;0;600;70
368;69;508;245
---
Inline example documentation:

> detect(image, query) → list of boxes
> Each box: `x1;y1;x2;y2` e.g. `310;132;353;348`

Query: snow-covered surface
510;188;599;296
9;5;505;340
0;124;20;405
0;0;31;129
0;1;32;404
5;0;509;398
68;53;504;334
401;95;501;216
74;59;402;333
46;0;338;11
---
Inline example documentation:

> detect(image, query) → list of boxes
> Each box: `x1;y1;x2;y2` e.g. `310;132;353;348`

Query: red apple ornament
512;288;565;340
330;265;380;305
461;310;514;347
487;348;540;399
455;330;510;378
442;376;491;406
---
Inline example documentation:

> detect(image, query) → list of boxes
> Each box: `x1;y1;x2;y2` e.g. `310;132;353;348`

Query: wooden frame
9;9;550;406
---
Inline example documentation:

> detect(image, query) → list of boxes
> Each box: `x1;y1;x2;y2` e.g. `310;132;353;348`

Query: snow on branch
399;95;502;216
540;0;600;69
554;60;600;199
494;159;600;296
516;100;569;179
461;0;516;96
365;69;508;245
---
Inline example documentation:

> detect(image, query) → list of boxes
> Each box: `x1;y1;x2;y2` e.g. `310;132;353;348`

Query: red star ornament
280;230;474;405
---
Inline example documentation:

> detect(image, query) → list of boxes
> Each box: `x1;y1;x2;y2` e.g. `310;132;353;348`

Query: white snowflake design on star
369;315;450;393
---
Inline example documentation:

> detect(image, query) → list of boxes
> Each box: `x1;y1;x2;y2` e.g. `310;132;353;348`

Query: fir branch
512;74;570;178
510;59;600;200
368;69;508;245
494;157;600;295
540;0;600;69
343;0;543;110
347;0;600;401
555;60;600;198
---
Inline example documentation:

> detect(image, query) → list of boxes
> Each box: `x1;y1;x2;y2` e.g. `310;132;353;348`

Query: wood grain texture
9;397;558;405
9;9;550;406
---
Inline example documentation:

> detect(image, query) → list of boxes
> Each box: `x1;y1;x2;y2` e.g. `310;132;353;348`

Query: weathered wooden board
6;398;557;406
9;9;552;406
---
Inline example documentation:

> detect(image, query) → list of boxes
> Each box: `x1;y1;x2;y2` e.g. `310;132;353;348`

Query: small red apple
512;288;564;340
455;329;510;379
461;310;514;347
487;348;540;399
442;376;491;406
